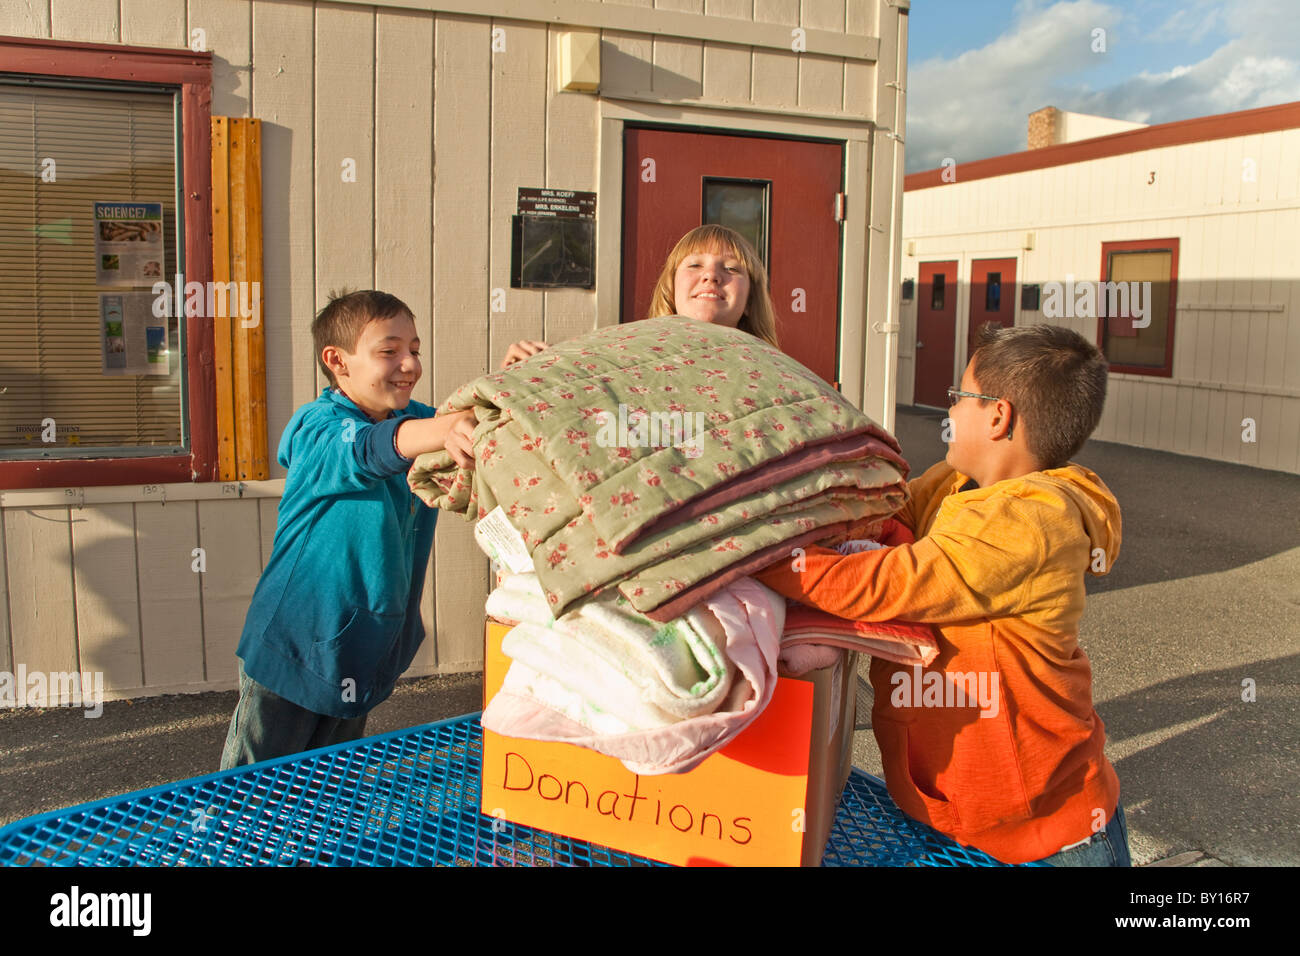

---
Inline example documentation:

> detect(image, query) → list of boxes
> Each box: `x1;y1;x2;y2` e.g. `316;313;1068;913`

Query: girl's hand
500;340;549;369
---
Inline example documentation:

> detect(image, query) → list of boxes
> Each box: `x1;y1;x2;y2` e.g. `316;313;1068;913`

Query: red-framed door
967;258;1017;360
914;260;957;407
621;126;843;385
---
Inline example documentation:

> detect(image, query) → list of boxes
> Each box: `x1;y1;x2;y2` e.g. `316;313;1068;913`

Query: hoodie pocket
946;696;1033;833
873;713;961;834
309;607;404;701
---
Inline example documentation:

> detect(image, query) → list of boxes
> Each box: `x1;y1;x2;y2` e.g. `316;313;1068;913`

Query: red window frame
1097;237;1179;378
0;35;216;489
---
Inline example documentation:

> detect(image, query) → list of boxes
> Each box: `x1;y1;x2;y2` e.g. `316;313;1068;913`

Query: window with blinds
0;81;186;459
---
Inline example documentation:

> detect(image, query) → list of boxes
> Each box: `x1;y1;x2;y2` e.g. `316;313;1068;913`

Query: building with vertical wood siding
0;1;910;703
900;101;1300;475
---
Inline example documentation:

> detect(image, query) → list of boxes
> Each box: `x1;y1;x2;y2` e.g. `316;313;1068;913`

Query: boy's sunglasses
947;387;1001;406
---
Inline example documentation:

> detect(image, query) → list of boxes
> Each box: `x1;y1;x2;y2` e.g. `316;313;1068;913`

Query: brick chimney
1028;106;1060;149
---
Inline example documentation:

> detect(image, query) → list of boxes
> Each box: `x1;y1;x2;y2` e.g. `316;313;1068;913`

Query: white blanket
483;574;785;774
486;573;735;728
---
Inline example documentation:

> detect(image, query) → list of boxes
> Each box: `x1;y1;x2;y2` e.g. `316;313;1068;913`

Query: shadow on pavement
1099;653;1300;866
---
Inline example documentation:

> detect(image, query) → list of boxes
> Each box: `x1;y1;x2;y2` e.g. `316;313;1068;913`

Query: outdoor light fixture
558;31;600;92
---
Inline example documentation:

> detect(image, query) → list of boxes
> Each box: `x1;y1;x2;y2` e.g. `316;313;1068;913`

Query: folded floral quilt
410;318;908;618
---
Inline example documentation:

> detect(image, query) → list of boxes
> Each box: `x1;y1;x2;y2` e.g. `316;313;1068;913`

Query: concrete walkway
2;404;1296;866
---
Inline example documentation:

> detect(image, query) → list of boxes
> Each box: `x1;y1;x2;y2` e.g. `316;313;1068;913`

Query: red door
622;127;843;384
914;261;957;407
967;258;1017;360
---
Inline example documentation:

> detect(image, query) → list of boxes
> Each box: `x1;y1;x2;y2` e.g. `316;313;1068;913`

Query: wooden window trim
1098;237;1180;378
0;36;216;489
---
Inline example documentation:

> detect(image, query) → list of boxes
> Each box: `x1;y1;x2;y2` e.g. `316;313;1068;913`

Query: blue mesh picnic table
0;713;1029;867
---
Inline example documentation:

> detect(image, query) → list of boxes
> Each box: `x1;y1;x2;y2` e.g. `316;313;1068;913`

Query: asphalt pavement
1;404;1296;866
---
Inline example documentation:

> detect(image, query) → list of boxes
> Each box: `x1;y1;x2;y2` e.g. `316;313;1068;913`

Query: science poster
93;201;164;287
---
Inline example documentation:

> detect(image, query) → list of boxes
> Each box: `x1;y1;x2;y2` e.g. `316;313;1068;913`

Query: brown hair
971;323;1109;469
312;289;414;387
645;225;780;347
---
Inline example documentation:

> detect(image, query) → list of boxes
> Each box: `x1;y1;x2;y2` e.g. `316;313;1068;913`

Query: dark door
621;127;843;384
914;260;957;407
967;258;1017;360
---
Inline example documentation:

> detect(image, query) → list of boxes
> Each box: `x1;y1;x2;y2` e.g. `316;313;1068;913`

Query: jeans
220;661;369;770
1035;803;1131;867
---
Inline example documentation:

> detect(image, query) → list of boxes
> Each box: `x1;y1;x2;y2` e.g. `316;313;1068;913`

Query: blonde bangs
645;225;780;348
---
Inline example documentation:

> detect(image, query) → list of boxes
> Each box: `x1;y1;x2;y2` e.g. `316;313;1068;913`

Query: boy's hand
397;410;478;466
444;412;477;469
500;340;549;369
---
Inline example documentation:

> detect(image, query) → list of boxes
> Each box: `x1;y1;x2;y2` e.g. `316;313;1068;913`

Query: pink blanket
481;577;784;775
778;604;941;673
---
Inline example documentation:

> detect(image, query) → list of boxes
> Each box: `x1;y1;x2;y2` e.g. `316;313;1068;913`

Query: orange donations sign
480;621;815;867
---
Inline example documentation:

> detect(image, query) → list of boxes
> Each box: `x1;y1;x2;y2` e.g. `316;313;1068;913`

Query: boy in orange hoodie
756;323;1127;865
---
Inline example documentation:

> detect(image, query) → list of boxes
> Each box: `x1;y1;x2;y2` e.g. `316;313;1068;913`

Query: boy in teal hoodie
220;290;477;768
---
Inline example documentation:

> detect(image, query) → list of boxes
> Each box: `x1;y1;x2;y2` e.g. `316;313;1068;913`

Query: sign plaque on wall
511;188;597;290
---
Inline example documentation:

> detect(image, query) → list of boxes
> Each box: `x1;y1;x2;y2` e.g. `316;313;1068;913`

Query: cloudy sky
905;0;1300;172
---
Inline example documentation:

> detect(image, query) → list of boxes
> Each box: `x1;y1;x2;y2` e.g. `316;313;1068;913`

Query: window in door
930;272;945;310
701;177;770;267
984;272;1002;311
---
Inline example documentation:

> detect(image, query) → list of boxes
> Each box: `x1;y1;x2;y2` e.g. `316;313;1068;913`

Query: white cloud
905;0;1300;173
1153;0;1225;46
906;0;1124;171
1073;45;1300;125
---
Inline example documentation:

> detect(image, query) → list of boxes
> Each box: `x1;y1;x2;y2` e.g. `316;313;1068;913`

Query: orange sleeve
893;490;919;534
754;495;1046;625
897;461;964;534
